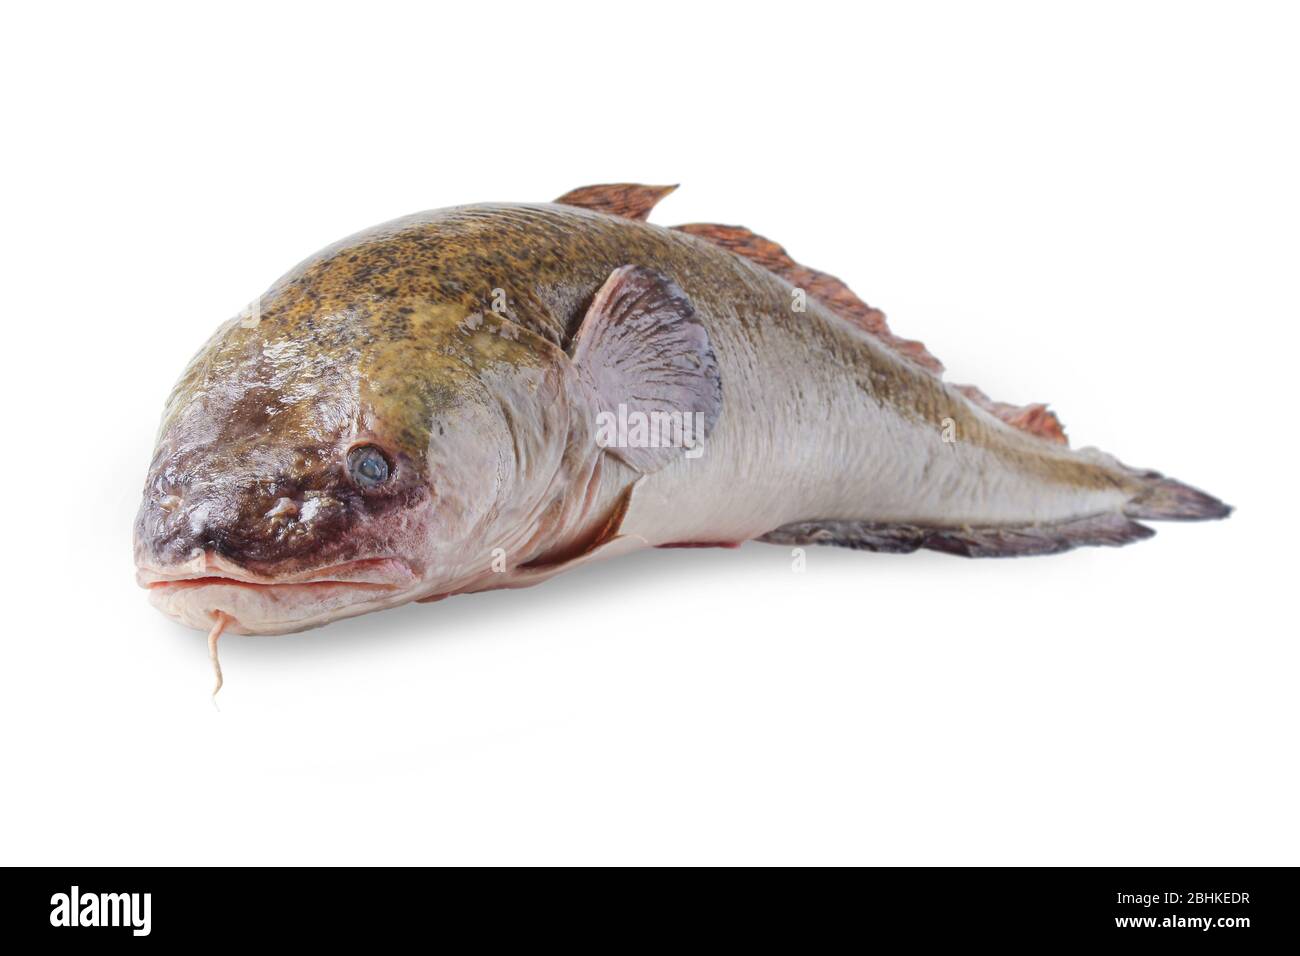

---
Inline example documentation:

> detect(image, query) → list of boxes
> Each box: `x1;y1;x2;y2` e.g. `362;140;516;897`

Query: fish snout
136;476;350;569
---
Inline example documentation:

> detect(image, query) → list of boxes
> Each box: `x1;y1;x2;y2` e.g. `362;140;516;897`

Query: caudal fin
1123;470;1233;521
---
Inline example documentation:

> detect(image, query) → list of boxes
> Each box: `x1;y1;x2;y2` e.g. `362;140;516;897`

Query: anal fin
759;512;1155;558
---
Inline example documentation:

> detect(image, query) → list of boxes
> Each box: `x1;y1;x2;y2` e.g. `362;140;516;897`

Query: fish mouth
137;554;417;589
146;576;399;594
138;553;420;635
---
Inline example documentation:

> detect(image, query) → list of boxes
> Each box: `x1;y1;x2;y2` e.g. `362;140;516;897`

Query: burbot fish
136;183;1230;666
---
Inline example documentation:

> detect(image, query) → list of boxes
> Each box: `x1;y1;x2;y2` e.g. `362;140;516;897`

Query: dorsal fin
555;183;678;221
673;220;1067;445
953;385;1067;445
672;222;943;374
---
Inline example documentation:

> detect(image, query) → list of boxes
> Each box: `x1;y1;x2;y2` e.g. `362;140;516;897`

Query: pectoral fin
569;265;723;473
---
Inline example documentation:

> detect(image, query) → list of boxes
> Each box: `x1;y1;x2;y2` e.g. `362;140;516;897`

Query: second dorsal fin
673;220;1068;445
672;222;943;375
953;385;1067;445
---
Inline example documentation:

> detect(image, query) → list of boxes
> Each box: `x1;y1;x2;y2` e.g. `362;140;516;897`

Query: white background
2;1;1295;866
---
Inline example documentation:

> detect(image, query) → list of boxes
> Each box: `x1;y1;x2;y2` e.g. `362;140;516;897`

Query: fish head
136;293;591;635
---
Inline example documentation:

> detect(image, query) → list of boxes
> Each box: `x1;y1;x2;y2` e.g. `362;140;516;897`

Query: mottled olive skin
136;202;1125;586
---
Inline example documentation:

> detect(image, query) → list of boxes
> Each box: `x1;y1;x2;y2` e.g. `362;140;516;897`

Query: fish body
136;184;1229;635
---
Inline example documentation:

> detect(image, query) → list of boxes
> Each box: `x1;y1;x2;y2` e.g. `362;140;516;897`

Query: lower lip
147;577;398;593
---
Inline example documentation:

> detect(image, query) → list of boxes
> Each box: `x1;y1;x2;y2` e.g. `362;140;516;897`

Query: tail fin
1123;470;1233;521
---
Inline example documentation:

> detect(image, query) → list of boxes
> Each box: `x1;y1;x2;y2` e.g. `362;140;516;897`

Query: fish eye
347;445;392;488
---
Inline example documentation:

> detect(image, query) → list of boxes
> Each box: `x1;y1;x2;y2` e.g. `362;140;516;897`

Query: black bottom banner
2;866;1295;946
